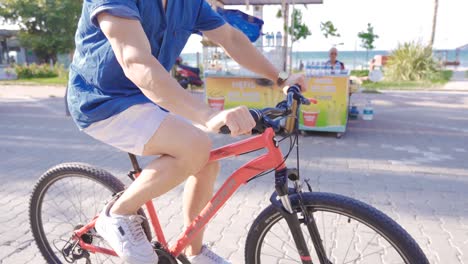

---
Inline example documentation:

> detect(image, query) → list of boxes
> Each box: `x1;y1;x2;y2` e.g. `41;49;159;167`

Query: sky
183;0;468;53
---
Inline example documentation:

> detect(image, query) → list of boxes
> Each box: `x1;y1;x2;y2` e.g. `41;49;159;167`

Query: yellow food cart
205;73;350;137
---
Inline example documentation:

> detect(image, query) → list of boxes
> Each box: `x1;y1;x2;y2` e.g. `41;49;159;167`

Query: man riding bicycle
67;0;305;263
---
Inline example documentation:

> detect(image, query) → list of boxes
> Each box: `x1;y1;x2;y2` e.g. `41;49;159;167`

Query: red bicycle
30;86;429;263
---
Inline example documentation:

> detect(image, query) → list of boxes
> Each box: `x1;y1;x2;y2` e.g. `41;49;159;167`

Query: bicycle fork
272;168;331;264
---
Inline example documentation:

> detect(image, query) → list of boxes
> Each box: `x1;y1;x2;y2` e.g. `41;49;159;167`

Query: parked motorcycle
174;57;203;89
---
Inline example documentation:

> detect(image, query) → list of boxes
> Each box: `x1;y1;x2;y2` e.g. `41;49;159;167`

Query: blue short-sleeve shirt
68;0;225;129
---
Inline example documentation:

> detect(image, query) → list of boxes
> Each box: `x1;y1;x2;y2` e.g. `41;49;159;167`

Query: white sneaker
95;200;158;264
187;245;231;264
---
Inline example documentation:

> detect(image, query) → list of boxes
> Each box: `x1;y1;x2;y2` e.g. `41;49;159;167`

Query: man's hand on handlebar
283;73;306;94
203;80;306;136
204;106;256;137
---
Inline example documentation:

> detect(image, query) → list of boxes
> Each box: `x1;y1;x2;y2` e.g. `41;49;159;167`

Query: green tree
320;21;340;39
0;0;82;63
276;8;311;43
287;9;311;71
287;9;311;43
277;8;311;71
358;23;379;61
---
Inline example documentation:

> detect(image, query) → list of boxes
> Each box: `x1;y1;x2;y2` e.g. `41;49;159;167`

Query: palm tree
429;0;438;48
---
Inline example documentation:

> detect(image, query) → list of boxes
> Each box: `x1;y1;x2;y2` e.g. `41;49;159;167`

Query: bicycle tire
30;162;151;264
245;192;429;264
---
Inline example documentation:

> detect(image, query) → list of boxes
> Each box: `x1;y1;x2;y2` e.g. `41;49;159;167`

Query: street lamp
334;42;344;47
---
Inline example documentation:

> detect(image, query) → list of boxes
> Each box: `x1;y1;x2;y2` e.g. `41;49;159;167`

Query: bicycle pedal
152;242;179;264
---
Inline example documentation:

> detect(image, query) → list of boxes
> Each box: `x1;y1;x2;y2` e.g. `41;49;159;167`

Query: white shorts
83;103;169;155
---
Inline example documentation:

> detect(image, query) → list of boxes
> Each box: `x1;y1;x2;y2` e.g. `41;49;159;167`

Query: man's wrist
200;108;218;126
276;71;289;86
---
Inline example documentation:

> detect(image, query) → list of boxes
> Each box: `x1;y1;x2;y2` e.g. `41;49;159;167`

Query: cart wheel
336;133;343;139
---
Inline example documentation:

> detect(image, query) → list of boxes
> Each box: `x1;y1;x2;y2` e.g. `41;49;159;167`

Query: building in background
0;25;41;66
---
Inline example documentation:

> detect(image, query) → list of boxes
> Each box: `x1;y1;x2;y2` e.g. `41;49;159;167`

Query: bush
385;42;439;81
14;65;34;78
429;70;452;83
14;63;64;79
54;64;69;79
350;69;369;77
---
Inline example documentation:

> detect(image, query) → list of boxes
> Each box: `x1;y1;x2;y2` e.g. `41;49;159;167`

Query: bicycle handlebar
220;85;312;135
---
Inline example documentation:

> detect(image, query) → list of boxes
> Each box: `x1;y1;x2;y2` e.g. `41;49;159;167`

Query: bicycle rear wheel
29;163;151;264
245;192;428;264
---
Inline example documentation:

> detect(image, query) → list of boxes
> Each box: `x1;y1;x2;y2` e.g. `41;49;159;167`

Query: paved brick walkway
0;87;467;263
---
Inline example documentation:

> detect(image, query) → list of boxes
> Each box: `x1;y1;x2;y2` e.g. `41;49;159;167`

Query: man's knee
203;160;220;178
180;130;212;175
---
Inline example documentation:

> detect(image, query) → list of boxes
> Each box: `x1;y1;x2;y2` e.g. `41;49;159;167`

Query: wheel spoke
342;224;358;263
342;245;403;264
262;223;304;261
321;210;327;258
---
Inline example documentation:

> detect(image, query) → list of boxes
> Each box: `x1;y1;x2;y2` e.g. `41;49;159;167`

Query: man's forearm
98;14;215;126
222;28;279;82
124;58;214;126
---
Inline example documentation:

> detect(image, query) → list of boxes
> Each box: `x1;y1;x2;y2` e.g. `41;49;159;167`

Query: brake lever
300;96;311;105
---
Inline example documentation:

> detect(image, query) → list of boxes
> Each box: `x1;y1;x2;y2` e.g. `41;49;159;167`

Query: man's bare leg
110;114;218;255
182;161;220;256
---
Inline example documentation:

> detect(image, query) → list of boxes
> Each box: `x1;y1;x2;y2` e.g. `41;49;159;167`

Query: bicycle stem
285;95;298;133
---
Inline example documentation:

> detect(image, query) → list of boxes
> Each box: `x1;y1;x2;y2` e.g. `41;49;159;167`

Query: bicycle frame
74;127;286;258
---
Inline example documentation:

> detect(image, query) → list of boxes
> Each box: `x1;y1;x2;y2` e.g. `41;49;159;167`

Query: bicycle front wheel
29;162;150;264
245;192;428;264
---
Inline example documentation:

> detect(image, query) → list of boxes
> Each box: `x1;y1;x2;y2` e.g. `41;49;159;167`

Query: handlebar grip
219;109;262;135
287;85;301;94
288;84;311;105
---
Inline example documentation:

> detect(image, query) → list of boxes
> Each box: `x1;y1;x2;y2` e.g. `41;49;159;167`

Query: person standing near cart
325;47;345;70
